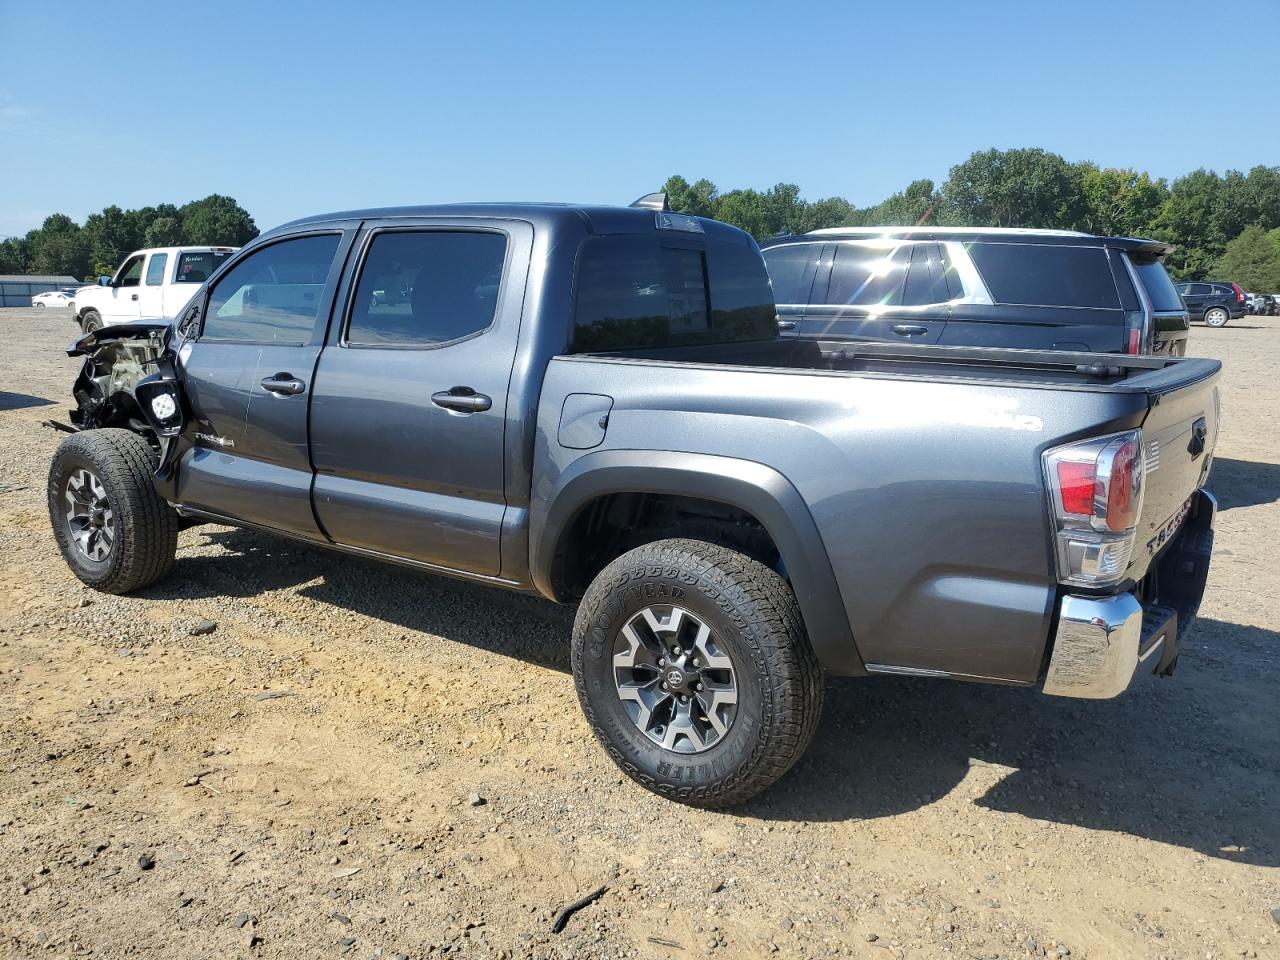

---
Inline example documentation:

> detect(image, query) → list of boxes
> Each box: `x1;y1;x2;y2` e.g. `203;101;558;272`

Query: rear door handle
431;387;492;413
891;324;929;336
260;373;306;396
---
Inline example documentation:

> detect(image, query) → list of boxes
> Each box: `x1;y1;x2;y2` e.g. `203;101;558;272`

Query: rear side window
203;234;340;343
1129;258;1184;312
968;243;1120;309
145;253;168;286
176;251;232;283
761;243;821;304
347;231;507;346
902;243;951;306
572;236;776;352
825;242;910;307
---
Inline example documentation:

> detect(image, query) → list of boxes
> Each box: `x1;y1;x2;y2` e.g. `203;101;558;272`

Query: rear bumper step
1043;489;1216;699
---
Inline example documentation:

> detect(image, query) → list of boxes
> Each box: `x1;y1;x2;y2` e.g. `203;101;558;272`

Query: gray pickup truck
46;202;1221;807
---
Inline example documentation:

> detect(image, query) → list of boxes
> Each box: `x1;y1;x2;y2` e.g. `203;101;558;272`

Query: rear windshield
176;251;232;283
571;236;777;352
968;242;1120;309
1129;257;1184;312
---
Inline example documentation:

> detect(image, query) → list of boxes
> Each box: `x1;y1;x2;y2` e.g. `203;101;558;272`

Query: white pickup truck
74;246;237;333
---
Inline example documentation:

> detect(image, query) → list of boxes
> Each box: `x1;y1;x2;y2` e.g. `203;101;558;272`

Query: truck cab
75;246;237;333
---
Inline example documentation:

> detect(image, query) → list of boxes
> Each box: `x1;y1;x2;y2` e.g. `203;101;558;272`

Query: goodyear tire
48;429;178;594
572;538;823;808
80;309;103;334
1204;307;1229;327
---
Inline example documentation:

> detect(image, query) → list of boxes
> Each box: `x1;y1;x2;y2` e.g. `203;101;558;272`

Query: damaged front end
64;321;188;481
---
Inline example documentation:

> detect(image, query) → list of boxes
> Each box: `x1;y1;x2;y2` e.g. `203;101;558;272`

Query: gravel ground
0;306;1277;960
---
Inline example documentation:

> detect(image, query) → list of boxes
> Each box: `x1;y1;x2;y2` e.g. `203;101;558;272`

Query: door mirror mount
98;276;113;287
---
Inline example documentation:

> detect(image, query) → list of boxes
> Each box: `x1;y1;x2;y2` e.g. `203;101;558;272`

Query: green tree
29;214;89;278
940;148;1085;228
662;175;719;218
1076;164;1167;237
862;178;940;226
180;194;259;245
0;236;32;274
82;205;136;276
1152;169;1222;278
143;216;185;248
1212;226;1280;291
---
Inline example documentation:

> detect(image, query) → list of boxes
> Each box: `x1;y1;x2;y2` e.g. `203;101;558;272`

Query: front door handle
777;320;797;331
431;387;492;413
260;373;306;396
131;293;138;301
891;324;929;336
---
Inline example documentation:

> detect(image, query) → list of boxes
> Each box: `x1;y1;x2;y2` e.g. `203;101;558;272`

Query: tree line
664;147;1280;290
0;195;258;281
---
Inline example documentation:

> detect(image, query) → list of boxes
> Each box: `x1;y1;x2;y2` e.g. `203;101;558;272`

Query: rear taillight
1043;430;1145;586
1232;283;1245;303
1126;327;1142;354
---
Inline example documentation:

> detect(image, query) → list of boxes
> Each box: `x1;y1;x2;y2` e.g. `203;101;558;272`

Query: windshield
175;251;233;283
1130;257;1185;312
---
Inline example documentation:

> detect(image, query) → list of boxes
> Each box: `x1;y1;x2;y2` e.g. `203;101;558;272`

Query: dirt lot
0;307;1276;960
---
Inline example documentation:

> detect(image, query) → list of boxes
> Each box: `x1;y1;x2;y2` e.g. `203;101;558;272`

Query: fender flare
531;449;865;676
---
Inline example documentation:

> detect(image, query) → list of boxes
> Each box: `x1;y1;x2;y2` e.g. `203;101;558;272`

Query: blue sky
2;0;1277;238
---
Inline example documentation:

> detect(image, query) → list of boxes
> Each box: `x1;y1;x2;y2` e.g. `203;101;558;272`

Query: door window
826;242;910;307
202;234;340;343
144;253;168;286
761;243;822;305
115;256;145;288
346;231;508;346
902;243;951;306
1185;282;1212;296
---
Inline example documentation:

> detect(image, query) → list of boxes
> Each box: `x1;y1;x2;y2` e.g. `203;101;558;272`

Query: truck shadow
149;526;574;674
0;390;55;412
155;528;1277;865
749;617;1279;866
1208;456;1280;511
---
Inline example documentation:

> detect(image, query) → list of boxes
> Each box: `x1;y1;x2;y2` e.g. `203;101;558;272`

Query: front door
104;253;145;324
309;219;532;578
174;229;353;537
136;251;168;319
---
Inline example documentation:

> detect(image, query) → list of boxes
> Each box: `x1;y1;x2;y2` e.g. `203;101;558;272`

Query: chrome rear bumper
1043;489;1216;700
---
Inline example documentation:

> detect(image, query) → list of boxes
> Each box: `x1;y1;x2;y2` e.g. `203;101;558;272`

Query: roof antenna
630;192;670;212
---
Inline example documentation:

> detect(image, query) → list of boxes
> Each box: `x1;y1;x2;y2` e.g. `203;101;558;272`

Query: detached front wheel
48;429;178;594
572;538;823;808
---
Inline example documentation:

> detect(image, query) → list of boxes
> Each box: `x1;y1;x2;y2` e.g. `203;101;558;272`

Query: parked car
1174;280;1247;327
73;246;238;333
46;202;1220;807
760;227;1190;355
31;290;77;309
1245;292;1272;315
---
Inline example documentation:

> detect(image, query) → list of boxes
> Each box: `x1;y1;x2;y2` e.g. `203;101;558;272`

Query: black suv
760;227;1190;355
1175;281;1247;326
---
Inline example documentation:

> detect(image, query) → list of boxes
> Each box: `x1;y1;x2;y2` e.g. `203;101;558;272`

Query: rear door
798;240;947;344
760;241;824;337
308;218;532;577
1179;282;1210;319
174;228;355;537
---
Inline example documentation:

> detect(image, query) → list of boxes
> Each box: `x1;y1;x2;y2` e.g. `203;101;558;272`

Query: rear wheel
1204;307;1229;327
80;309;103;334
48;429;178;594
572;538;823;808
33;302;45;308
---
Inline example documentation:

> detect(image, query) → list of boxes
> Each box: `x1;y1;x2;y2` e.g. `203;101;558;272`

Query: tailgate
1127;358;1221;577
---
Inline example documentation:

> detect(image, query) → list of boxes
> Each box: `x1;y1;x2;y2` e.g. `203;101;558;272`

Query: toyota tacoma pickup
74;245;238;333
46;200;1221;807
